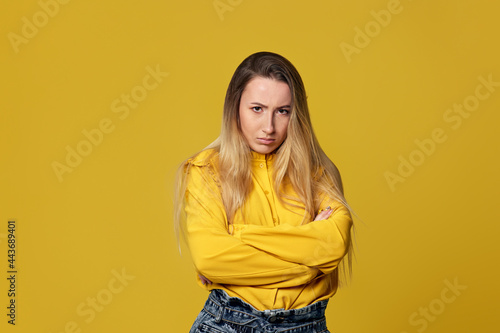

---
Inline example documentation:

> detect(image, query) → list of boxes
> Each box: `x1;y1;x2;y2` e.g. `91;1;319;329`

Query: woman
174;51;354;333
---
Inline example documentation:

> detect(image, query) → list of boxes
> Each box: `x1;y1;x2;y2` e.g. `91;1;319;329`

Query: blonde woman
175;52;354;333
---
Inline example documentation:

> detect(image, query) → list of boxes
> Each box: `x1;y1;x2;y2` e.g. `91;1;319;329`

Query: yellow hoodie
183;149;352;310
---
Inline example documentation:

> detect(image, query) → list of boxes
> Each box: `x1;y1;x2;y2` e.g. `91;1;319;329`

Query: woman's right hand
199;273;212;285
313;206;333;221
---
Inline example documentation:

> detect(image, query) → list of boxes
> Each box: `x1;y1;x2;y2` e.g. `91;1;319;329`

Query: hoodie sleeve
183;159;319;286
238;201;353;274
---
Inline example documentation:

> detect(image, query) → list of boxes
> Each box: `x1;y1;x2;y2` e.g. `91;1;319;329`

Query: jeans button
269;315;276;323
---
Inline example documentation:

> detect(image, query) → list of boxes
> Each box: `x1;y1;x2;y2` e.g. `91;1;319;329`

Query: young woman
175;52;354;333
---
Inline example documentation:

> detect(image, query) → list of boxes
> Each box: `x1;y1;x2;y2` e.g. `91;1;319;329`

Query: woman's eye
252;106;262;112
278;109;289;115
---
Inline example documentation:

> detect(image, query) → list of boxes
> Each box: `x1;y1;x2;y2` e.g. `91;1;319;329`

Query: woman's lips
257;138;275;144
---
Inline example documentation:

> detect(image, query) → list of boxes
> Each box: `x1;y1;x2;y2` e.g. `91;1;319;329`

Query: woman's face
239;76;291;154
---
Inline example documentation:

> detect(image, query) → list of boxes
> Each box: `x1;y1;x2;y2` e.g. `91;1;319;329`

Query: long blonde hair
174;51;354;281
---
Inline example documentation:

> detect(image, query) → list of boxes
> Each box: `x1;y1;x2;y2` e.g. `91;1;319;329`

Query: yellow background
1;0;499;332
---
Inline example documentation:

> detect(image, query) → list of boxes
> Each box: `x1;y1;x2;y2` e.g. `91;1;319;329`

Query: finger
316;211;328;220
199;274;212;285
314;207;333;221
314;211;326;221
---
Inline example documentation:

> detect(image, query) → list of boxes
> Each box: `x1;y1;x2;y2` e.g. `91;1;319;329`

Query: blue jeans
189;289;330;333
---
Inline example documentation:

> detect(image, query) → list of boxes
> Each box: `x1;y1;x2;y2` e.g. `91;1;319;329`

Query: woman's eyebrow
249;102;291;108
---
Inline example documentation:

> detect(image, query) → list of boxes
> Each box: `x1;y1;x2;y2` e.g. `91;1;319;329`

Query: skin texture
239;76;291;155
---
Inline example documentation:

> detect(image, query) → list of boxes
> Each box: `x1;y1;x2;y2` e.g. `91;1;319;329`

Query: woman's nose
262;112;275;134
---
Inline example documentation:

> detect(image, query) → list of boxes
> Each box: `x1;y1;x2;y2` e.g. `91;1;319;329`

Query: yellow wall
1;0;498;332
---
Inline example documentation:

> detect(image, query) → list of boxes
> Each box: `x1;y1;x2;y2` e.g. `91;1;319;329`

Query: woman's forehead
241;77;292;105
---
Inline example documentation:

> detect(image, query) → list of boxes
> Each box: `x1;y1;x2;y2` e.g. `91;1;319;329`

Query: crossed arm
184;165;352;288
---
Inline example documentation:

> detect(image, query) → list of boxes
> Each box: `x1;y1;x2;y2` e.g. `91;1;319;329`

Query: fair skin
198;76;333;285
239;76;291;155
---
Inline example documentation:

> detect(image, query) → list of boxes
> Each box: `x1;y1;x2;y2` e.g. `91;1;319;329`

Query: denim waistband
204;289;329;325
